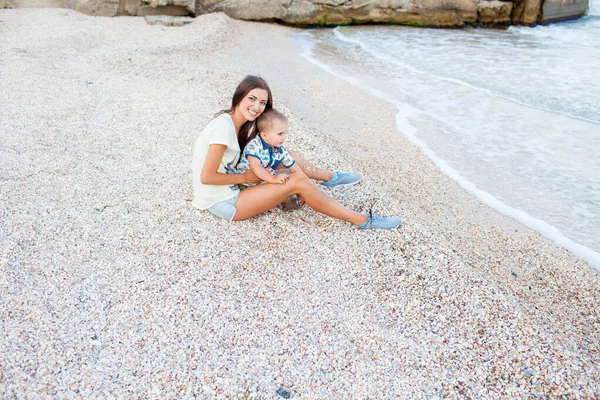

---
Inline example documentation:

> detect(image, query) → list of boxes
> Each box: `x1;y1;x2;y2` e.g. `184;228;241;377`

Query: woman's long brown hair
217;75;273;151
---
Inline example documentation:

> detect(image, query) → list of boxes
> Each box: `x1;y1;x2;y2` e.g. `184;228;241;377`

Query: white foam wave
332;27;600;125
509;24;600;49
394;111;600;271
296;31;600;271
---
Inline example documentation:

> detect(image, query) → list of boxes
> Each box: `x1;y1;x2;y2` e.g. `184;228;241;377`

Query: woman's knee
288;171;312;191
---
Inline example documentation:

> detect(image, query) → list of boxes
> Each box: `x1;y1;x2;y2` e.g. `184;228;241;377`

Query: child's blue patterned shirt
236;136;296;175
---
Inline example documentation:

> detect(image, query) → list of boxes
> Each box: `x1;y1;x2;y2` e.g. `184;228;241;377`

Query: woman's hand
242;169;261;184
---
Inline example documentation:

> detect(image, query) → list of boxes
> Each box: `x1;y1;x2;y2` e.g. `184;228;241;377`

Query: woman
191;75;401;229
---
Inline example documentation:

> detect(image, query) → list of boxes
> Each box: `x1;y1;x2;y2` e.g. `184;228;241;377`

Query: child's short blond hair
257;108;288;134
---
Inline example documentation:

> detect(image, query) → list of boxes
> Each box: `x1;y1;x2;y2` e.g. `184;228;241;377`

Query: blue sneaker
322;171;361;188
355;215;402;230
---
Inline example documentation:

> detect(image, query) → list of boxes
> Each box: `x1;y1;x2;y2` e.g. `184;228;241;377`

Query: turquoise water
297;3;600;268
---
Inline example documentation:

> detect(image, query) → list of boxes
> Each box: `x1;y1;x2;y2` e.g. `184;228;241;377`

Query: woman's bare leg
274;169;304;208
288;150;334;182
233;173;368;225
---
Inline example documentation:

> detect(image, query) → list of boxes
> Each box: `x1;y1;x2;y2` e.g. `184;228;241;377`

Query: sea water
296;2;600;269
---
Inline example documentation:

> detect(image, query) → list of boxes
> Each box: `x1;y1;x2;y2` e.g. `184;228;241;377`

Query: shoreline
294;26;600;270
1;9;599;398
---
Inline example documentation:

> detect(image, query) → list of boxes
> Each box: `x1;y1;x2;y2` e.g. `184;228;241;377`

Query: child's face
260;119;288;148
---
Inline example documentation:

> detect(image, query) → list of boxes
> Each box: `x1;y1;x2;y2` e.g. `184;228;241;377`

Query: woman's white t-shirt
192;113;241;210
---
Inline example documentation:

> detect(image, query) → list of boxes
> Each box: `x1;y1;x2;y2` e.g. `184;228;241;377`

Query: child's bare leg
288;150;334;182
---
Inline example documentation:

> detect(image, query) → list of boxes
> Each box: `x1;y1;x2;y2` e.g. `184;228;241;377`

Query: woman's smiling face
237;88;269;122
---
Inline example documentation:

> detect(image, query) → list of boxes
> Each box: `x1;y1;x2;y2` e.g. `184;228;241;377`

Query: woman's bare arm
200;144;260;185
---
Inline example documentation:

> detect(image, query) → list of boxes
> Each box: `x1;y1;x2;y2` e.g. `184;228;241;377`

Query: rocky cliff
1;0;193;16
196;0;589;27
1;0;589;26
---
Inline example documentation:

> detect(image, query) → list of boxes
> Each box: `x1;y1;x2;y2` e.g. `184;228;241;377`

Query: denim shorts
207;192;239;221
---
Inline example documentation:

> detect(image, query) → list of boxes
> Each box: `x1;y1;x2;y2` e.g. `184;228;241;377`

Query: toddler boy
236;108;301;185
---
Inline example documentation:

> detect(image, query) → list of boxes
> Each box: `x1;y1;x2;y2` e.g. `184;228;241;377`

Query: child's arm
248;157;289;184
280;148;300;176
288;164;302;174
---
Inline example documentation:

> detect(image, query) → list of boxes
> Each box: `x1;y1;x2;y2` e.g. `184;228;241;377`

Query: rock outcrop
1;0;119;16
510;0;542;25
478;1;513;25
195;0;589;27
1;0;68;9
197;0;479;27
118;0;192;16
542;0;588;23
0;0;192;16
71;0;119;17
1;0;590;26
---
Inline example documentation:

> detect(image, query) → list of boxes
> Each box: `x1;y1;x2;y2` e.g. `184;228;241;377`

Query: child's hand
271;174;289;184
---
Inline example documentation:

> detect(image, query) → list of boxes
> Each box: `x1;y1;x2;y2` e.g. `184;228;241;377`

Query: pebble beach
1;9;599;398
